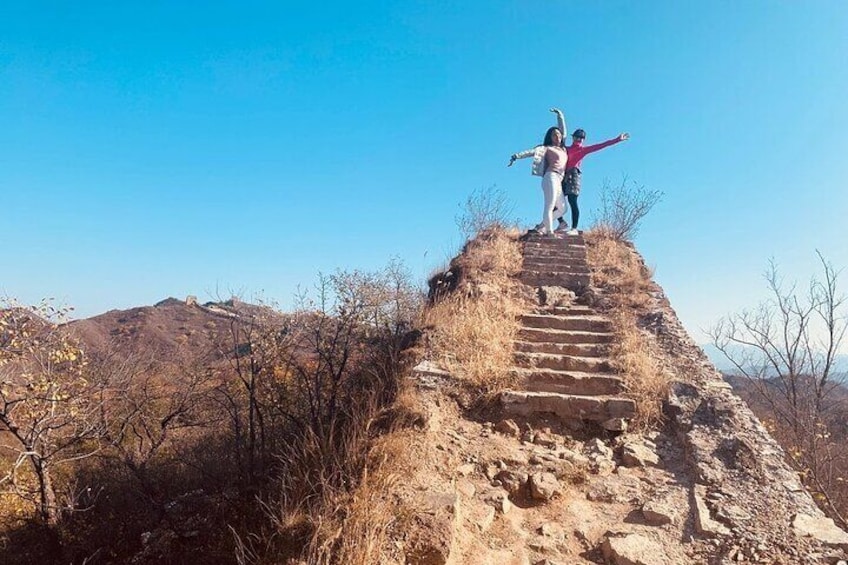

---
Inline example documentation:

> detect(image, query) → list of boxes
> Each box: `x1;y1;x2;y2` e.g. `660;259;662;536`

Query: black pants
566;194;579;229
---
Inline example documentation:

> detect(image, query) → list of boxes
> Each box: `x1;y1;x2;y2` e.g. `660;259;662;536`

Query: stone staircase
503;232;636;424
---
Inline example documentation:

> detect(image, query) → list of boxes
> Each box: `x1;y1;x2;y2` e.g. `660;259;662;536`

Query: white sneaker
566;229;579;236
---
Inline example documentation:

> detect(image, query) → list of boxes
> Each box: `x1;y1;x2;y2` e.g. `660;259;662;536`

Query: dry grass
302;386;424;565
584;230;653;309
607;311;667;430
424;227;525;391
585;229;670;430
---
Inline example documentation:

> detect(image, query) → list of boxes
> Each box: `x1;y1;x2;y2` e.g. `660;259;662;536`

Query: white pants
540;170;565;234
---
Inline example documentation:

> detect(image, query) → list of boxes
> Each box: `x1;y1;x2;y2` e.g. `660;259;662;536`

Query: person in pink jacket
558;127;630;235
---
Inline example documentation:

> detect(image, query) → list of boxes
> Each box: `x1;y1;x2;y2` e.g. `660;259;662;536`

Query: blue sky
2;1;847;345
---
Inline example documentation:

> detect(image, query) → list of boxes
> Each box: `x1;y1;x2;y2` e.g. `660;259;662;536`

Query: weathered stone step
523;257;588;267
523;261;588;270
523;243;585;251
537;306;595;316
520;274;591;288
521;314;612;332
522;263;591;274
511;368;625;396
514;352;613;373
523;243;585;252
524;250;587;258
514;340;609;357
522;245;586;257
501;391;635;421
524;233;584;242
518;327;615;344
524;245;586;252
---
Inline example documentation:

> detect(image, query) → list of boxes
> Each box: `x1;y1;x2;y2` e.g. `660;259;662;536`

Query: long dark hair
542;126;563;147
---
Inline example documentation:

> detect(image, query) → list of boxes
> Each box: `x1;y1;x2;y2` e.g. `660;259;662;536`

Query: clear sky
2;1;847;345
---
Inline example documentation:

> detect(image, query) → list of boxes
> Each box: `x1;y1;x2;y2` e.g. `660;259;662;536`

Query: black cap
572;129;586;139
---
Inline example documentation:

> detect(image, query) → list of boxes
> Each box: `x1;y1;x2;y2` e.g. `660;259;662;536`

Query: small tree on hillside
593;177;663;241
0;300;103;528
711;254;848;526
456;185;516;239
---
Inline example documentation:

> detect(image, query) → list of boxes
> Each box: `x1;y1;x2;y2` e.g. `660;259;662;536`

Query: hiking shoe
555;221;569;233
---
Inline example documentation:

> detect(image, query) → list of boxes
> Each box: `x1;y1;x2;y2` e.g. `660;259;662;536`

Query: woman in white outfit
509;109;569;235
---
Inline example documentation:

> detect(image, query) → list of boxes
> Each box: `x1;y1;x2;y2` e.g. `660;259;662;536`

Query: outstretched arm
508;147;536;167
583;133;630;155
550;108;567;143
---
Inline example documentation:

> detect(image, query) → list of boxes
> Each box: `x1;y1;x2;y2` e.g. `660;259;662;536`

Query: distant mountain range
64;296;285;364
702;342;848;377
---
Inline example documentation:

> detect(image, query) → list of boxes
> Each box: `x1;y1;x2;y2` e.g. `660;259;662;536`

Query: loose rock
495;419;521;437
601;532;669;565
529;472;561;501
621;441;660;468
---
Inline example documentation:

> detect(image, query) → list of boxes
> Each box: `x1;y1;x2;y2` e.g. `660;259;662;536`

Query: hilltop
381;229;848;565
63;296;286;363
1;230;847;565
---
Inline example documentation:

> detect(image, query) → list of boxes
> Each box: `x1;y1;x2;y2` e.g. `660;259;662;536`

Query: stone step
522;263;590;274
524;245;586;252
514;340;610;357
523;248;587;256
523;243;586;252
514;352;613;373
521;314;612;332
537;306;595;316
523;241;586;249
520;273;591;288
522;240;586;249
523;256;588;265
501;391;636;421
523;246;585;254
511;368;625;396
518;327;615;344
523;254;589;262
524;233;584;242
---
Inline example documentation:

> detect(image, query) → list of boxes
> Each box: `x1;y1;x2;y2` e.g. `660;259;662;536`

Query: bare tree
711;253;848;526
593;176;663;241
0;300;104;527
455;185;515;239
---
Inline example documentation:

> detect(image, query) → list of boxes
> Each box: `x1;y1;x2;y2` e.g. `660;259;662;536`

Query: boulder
585;438;614;460
792;513;848;550
621;441;660;468
641;499;676;526
539;286;575;307
495;469;529;496
692;485;730;537
529;472;561;501
601;532;669;565
405;492;458;565
495;419;521;437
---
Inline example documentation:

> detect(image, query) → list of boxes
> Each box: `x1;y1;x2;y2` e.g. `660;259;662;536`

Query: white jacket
512;109;567;176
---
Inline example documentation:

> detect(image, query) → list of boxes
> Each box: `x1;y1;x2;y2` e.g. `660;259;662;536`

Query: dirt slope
393;232;848;565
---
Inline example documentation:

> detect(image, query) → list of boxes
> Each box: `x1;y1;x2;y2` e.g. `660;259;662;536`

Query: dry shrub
585;229;670;430
584;230;653;309
455;186;516;240
593;177;662;242
425;228;525;391
302;387;422;565
608;310;667;430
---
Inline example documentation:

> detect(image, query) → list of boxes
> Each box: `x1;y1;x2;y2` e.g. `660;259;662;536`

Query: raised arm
550;108;567;144
584;133;630;155
508;147;536;166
